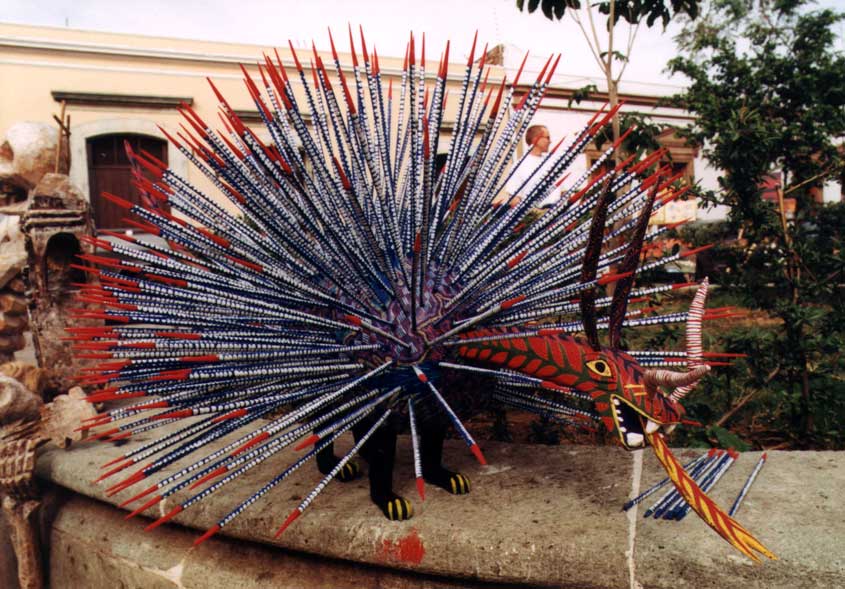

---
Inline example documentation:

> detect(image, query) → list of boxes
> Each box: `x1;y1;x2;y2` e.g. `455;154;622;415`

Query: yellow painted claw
646;432;777;563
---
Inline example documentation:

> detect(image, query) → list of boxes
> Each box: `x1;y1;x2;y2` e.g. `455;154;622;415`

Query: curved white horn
672;278;709;401
644;365;711;391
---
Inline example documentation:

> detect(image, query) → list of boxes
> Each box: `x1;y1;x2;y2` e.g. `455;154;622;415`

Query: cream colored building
1;23;502;229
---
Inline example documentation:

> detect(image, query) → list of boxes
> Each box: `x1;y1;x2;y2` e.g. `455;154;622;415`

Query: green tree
669;0;845;443
517;0;701;150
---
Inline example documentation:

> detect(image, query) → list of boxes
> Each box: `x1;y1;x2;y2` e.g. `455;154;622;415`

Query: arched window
86;134;168;229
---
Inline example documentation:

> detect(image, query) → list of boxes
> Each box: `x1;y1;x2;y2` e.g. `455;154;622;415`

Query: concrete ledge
33;421;845;588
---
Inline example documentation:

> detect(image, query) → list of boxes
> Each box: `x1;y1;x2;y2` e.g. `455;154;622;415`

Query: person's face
534;127;551;153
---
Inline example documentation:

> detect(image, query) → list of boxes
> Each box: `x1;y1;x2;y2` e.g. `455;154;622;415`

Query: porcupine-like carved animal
72;30;775;561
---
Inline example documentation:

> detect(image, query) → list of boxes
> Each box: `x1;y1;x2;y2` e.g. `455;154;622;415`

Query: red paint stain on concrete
378;528;425;564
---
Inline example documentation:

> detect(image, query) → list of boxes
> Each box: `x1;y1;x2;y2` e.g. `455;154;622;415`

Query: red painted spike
106;470;146;496
100;454;131;470
670;281;698;291
512;51;529;87
294;434;320;451
194;524;221;546
189;466;228;490
125;494;164;520
212;408;247;423
583;103;609;131
327;27;339;61
372;46;380;75
156;125;182;150
179;101;208;130
466;30;478;67
703;312;744;321
109;432;132;442
156;331;201;340
118;484;158;508
420;33;426;70
597;271;634;285
345;24;358;68
86;391;146;403
500;295;526;310
218;131;245;160
90;427;120;441
337;66;357;115
206;77;231;111
408;32;415;67
537;328;565;336
544;53;561;85
488;78;506;119
288;40;303;72
179;354;219;363
125;218;161;236
680;244;715;258
554;172;571;187
83;412;112;424
153;409;193;420
611;125;636;151
315;55;334;92
416;477;425;501
150;369;192;382
100;192;134;210
178;107;209;140
514;91;530;111
125;400;169;412
470;443;487;466
80;235;114;250
507;250;527;269
74;422;102;433
344;314;363;327
274;508;302;538
145;505;183;531
333;157;352;190
231;431;270;456
257;61;271;92
138;148;167;170
273;48;289;82
358;25;369;64
534;54;553;87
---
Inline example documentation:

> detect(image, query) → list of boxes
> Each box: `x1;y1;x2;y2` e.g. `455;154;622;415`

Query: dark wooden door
87;134;168;230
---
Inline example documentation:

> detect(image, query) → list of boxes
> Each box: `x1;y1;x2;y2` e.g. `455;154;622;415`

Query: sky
3;0;843;94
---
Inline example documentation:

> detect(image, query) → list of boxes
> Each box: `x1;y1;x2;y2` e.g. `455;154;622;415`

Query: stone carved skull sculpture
0;122;68;207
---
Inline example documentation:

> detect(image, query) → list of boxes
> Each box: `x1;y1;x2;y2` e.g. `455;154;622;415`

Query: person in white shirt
495;125;558;208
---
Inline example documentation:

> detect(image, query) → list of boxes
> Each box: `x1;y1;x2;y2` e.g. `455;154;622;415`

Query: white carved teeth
612;398;620;406
663;424;677;435
645;420;660;434
626;432;645;447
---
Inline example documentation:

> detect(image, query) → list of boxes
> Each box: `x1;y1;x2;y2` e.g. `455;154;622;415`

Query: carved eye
586;359;613;378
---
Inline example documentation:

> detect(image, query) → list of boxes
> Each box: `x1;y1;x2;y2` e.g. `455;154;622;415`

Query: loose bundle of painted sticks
624;452;768;519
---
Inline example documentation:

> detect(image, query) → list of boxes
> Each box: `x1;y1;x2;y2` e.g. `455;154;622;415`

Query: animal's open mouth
610;395;677;448
610;396;646;448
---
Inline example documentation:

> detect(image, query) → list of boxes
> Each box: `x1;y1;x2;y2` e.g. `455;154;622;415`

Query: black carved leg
354;414;413;521
315;439;360;482
420;415;471;495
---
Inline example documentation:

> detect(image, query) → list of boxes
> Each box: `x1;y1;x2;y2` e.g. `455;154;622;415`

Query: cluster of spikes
69;28;774;561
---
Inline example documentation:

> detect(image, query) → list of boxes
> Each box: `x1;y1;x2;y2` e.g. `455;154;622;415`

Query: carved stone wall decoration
21;174;98;392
